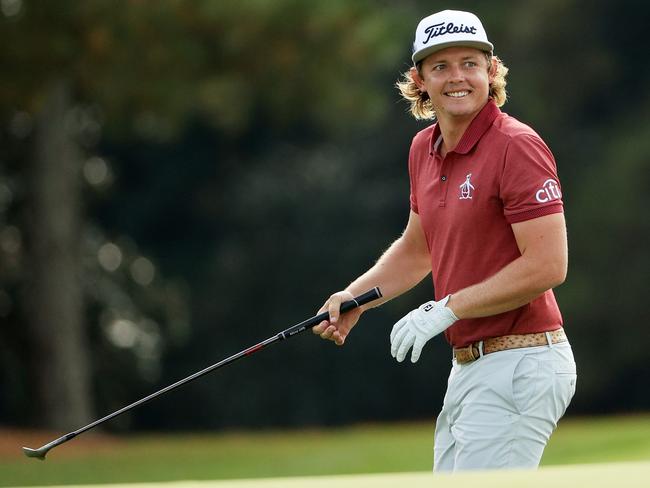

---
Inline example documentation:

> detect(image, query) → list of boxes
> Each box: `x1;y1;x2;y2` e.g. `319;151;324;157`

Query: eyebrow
430;55;480;64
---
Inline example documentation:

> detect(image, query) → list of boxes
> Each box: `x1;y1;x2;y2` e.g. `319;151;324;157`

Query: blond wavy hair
396;52;509;120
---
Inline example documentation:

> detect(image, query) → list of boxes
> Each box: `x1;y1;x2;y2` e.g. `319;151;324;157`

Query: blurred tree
0;0;410;429
23;80;92;428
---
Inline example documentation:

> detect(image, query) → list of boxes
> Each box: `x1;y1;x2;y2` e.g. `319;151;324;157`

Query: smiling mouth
445;90;470;98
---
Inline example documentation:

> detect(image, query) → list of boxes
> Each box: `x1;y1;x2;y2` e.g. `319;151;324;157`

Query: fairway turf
1;414;649;486
6;462;650;488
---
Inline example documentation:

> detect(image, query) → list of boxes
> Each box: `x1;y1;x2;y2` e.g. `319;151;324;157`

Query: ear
410;66;426;94
488;56;498;84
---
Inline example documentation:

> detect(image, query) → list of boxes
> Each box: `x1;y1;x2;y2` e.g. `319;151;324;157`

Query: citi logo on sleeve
535;179;562;203
459;173;475;199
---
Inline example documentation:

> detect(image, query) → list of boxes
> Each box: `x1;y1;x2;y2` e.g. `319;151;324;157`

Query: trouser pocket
552;369;577;420
511;354;540;414
510;345;577;419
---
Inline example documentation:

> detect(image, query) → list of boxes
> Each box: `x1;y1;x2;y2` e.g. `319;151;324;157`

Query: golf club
22;287;382;460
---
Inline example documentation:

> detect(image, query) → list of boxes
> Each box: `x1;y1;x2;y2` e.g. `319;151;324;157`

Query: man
312;10;577;471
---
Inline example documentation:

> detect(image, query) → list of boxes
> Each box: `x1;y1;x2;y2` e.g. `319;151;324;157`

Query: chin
442;99;484;118
445;106;479;118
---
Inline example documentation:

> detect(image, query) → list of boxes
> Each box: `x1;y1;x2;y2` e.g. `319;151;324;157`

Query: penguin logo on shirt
459;173;475;200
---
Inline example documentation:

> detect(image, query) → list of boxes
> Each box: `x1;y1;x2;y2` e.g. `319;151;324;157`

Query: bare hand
312;291;363;346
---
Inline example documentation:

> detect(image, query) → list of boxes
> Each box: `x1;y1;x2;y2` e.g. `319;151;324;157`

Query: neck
437;102;488;157
439;119;472;157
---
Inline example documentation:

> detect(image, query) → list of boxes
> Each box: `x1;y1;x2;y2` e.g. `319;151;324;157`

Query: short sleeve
500;134;564;224
408;142;419;214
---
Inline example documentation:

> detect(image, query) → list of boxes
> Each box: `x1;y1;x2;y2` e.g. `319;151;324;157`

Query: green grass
541;415;650;465
2;414;649;487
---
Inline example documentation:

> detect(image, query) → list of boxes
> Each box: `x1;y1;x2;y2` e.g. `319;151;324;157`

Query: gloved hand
390;295;459;363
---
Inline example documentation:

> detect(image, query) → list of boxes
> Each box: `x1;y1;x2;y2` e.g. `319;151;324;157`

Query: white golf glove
390;295;459;363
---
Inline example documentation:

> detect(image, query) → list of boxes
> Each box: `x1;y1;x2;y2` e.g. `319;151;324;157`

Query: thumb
328;297;343;323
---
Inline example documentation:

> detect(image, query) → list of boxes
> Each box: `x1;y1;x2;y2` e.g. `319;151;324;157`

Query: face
412;46;496;123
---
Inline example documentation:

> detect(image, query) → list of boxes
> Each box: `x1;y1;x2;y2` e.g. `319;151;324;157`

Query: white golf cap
412;10;493;64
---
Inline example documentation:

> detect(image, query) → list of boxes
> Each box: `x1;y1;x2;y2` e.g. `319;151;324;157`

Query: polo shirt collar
430;99;501;156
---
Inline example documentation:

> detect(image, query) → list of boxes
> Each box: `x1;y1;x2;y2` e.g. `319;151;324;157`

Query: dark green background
1;0;648;432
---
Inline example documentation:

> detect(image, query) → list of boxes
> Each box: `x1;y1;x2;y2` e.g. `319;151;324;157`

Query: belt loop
478;340;484;358
545;331;553;348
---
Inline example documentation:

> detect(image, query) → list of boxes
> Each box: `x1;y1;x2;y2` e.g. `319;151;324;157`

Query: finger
320;325;337;340
390;316;408;343
411;337;425;363
391;325;410;358
312;320;329;335
333;330;346;346
396;332;416;363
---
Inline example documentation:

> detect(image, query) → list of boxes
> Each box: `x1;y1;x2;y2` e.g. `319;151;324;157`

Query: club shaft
73;334;281;437
51;287;382;442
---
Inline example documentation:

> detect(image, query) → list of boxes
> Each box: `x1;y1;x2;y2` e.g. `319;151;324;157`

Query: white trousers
433;340;577;472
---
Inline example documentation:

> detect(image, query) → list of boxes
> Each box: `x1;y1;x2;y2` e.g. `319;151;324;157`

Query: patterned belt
453;328;567;365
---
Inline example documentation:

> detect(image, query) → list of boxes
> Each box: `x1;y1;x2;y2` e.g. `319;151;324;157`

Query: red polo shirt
408;100;564;348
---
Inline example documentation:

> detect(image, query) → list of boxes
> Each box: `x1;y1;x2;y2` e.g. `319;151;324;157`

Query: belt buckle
455;343;480;364
468;343;480;361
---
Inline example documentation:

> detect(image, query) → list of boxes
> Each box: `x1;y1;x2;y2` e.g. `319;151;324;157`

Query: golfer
313;10;577;471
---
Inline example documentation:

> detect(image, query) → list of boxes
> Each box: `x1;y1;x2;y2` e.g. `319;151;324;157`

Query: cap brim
412;40;494;64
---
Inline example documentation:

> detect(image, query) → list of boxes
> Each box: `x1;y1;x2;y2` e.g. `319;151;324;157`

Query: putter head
22;446;48;460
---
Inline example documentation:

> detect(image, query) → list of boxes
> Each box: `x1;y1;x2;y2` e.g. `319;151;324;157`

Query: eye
464;61;478;68
432;64;445;71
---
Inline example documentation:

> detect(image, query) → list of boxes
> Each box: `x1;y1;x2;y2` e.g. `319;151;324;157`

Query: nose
447;63;465;83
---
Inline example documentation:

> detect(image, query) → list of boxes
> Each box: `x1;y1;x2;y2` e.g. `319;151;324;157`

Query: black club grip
281;287;383;338
339;287;383;314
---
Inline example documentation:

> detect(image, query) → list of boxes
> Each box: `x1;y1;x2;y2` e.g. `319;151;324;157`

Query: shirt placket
438;154;453;207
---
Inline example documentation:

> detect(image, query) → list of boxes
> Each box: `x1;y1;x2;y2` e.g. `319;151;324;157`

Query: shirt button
441;176;447;181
